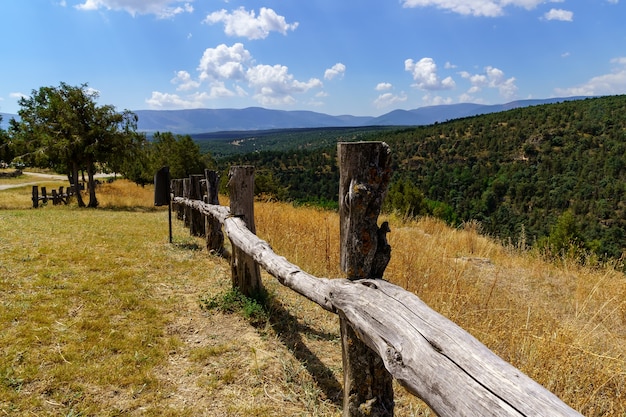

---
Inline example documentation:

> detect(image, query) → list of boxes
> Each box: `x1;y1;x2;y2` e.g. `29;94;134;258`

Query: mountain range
1;97;588;134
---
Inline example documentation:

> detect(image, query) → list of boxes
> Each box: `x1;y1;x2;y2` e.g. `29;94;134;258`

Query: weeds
200;288;270;326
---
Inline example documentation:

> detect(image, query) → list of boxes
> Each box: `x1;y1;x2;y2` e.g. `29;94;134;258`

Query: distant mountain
134;97;588;134
134;107;372;134
2;97;589;133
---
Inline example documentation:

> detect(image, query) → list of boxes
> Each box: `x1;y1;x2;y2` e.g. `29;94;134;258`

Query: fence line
31;185;74;207
168;141;582;417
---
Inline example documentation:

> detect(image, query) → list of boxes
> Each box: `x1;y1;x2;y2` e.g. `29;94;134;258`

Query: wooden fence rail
168;142;582;417
32;185;74;207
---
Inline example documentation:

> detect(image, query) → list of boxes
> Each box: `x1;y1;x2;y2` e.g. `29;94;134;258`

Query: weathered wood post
183;178;191;229
171;179;184;220
32;186;39;208
41;187;48;204
189;174;205;237
205;169;224;254
228;166;262;297
338;141;394;417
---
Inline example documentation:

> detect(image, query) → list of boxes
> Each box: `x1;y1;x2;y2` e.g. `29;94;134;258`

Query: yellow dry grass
254;202;626;416
1;179;624;416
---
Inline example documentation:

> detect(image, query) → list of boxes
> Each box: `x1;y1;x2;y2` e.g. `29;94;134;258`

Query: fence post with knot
338;141;394;417
204;169;224;254
228;165;262;297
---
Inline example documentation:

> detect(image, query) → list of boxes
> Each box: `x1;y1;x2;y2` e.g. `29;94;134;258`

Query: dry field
1;174;624;416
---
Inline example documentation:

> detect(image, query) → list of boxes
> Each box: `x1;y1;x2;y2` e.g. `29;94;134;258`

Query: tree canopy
10;82;144;207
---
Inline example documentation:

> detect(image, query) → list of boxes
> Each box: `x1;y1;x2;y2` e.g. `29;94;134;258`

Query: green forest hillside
216;95;626;261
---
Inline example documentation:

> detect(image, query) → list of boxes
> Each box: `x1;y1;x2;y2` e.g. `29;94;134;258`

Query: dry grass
1;180;624;416
255;203;625;416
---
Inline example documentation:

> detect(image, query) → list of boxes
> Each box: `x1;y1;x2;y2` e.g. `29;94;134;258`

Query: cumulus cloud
544;8;573;21
204;7;298;40
421;93;454;106
171;70;200;91
324;63;346;80
376;82;393;91
374;92;408;109
145;91;205;108
405;57;455;91
247;64;323;106
460;66;518;99
76;0;193;18
197;43;251;82
148;43;323;109
554;57;626;96
401;0;544;17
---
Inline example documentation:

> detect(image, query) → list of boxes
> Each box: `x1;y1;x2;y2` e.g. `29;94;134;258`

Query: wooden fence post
190;174;205;237
338;141;394;417
228;165;262;297
41;187;48;204
183;178;191;228
32;186;39;208
172;179;184;220
205;169;224;254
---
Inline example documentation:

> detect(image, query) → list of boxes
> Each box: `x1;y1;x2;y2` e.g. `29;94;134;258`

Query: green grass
2;180;624;416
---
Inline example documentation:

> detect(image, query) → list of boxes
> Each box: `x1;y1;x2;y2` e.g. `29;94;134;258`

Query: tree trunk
87;160;98;208
72;161;85;207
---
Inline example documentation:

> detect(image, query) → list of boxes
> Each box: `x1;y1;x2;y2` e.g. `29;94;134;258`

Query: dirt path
0;171;113;190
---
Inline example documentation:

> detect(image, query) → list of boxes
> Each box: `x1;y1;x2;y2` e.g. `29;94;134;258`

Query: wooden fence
32;185;74;207
168;142;583;417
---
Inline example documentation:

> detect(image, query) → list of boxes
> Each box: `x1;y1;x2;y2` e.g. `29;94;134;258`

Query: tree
0;115;14;164
150;132;207;179
10;82;141;207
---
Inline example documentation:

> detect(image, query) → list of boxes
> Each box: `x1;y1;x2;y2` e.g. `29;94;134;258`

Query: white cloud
421;93;454;106
197;43;251;82
76;0;193;18
171;70;200;91
246;64;323;106
324;63;346;80
554;57;626;96
405;57;455;91
461;66;518;99
376;82;393;91
204;7;298;40
151;42;323;109
543;8;573;21
401;0;544;17
374;92;408;109
9;92;28;100
145;91;205;109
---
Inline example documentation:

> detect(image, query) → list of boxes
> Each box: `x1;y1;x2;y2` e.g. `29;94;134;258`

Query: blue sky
1;0;625;116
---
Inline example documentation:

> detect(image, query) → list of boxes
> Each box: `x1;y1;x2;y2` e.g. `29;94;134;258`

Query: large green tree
10;82;143;207
0;115;13;164
150;132;207;179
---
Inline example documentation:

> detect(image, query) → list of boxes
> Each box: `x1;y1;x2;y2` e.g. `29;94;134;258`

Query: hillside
217;95;626;262
131;97;587;134
3;97;587;134
0;179;624;415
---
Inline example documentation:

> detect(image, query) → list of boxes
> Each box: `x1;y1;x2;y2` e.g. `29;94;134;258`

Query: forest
212;95;626;263
3;86;624;264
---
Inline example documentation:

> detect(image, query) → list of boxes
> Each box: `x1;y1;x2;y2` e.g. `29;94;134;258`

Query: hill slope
133;97;587;134
219;95;626;261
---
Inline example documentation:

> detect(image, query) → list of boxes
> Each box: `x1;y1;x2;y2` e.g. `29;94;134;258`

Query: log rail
168;142;582;417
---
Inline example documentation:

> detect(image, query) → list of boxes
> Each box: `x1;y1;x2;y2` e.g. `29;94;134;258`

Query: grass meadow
1;172;624;416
